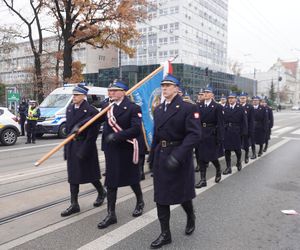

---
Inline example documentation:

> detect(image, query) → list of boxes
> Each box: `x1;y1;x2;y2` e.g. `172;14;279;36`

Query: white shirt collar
114;97;124;106
204;100;212;106
230;103;236;108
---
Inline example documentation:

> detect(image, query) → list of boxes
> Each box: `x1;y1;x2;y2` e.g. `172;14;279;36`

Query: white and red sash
107;105;139;164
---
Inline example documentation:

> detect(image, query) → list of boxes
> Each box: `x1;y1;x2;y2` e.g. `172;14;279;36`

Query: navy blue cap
72;84;89;95
161;74;181;86
204;85;213;93
239;92;248;97
252;95;261;100
220;94;226;100
228;92;237;98
198;88;204;95
108;80;129;91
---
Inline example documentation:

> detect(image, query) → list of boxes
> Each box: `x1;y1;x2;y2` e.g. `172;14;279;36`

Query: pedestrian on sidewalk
25;100;40;144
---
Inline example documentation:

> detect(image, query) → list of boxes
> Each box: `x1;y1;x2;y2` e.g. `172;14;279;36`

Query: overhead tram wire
239;0;300;52
228;5;289;57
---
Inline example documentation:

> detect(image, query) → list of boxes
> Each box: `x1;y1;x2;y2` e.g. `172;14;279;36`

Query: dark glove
63;146;67;161
166;155;180;171
69;124;80;136
105;133;117;144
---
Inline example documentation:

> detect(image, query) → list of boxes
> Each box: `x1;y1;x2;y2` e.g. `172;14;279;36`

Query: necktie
205;104;207;107
164;103;169;112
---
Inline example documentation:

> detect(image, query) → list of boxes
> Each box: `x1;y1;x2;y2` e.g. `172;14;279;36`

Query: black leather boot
131;184;145;217
98;188;117;229
92;181;107;207
150;231;172;249
195;170;207;188
61;186;80;217
258;145;263;157
250;146;257;159
151;204;172;249
212;160;222;183
97;211;117;229
263;142;268;152
236;160;242;171
244;150;249;163
182;200;195;235
223;160;232;175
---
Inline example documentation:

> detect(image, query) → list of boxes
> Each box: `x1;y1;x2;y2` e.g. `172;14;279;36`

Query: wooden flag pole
34;64;164;166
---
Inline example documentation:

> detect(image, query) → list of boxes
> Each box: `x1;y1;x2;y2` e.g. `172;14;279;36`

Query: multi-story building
0;36;118;98
122;0;228;72
243;59;300;106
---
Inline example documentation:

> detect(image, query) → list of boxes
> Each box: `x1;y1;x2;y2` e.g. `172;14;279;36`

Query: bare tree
2;0;46;103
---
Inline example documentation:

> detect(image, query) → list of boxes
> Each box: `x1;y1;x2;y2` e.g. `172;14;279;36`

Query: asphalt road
1;110;300;250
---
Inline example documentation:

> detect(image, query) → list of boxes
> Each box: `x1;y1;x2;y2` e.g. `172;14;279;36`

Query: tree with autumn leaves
46;0;148;82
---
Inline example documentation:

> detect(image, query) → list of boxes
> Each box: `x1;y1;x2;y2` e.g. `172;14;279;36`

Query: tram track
0;188;97;226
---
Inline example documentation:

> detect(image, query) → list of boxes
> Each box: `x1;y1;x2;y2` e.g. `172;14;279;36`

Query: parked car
0;107;21;145
291;105;300;111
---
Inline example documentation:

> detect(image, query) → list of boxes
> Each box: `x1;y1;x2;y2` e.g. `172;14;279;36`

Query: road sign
7;92;20;102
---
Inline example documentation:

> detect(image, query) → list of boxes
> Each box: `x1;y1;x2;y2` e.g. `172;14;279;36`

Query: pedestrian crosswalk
271;125;300;138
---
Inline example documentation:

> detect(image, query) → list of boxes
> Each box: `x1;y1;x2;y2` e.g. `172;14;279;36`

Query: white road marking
272;126;295;136
271;125;280;131
291;128;300;135
0;143;61;153
0;138;291;250
0;156;105;183
79;138;291;250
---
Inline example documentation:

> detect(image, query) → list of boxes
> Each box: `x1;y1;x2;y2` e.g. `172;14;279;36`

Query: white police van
36;84;108;138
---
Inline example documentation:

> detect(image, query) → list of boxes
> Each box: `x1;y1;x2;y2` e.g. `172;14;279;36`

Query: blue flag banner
132;69;164;148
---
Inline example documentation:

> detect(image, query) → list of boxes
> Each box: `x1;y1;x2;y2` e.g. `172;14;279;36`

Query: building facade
243;59;300;106
0;36;118;98
121;0;228;72
96;63;256;101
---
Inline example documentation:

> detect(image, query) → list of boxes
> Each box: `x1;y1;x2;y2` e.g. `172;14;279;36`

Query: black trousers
20;115;26;135
27;120;37;142
156;200;194;232
225;149;241;163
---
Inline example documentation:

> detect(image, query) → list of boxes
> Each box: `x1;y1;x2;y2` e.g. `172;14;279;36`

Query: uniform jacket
65;100;101;184
241;103;255;149
151;95;202;205
223;103;248;150
265;105;274;141
101;96;142;188
253;105;268;144
196;100;224;161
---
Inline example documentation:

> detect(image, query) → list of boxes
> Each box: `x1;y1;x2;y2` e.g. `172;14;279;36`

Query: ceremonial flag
132;60;173;149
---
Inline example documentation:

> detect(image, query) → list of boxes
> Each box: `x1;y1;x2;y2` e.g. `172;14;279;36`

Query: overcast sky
1;0;300;74
228;0;300;74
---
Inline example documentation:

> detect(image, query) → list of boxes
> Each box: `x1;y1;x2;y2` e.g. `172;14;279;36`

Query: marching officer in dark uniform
222;93;248;174
261;99;274;152
18;98;28;136
195;86;224;188
97;80;144;229
61;84;106;217
25;100;40;144
194;88;204;172
238;92;254;163
252;96;268;156
149;74;202;249
219;94;227;107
